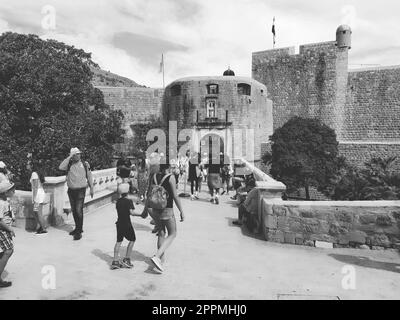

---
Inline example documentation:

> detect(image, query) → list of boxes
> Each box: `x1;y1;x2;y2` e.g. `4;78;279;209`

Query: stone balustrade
13;168;118;230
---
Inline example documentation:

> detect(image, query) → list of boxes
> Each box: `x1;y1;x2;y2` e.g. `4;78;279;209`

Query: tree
0;32;125;190
333;157;400;200
263;117;343;200
129;118;166;158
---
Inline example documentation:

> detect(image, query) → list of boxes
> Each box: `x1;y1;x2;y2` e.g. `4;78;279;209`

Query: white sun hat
70;148;82;155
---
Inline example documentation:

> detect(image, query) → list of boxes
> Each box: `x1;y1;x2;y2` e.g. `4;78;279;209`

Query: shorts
116;223;136;243
222;175;231;184
208;173;223;190
150;208;176;235
152;208;174;221
0;231;13;252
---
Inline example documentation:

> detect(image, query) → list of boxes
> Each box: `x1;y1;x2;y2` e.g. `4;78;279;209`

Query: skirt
208;173;223;190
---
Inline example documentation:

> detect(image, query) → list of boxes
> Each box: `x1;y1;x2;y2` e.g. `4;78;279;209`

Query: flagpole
162;54;165;89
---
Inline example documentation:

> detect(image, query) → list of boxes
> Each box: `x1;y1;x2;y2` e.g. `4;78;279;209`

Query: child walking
111;184;142;270
0;181;16;288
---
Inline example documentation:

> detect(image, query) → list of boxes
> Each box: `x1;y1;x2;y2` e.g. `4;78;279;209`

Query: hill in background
91;67;146;88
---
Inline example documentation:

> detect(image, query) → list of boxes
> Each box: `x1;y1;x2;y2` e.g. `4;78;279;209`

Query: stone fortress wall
96;86;164;153
253;25;400;168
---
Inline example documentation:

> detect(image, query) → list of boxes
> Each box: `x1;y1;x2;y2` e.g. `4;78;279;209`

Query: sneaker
151;256;164;272
215;197;219;205
190;195;195;201
69;229;84;236
122;258;134;269
36;229;48;235
0;281;12;288
210;198;215;204
73;233;82;241
110;261;123;270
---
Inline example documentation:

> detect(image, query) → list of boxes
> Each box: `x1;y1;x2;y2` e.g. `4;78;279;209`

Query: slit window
207;84;219;95
238;83;251;96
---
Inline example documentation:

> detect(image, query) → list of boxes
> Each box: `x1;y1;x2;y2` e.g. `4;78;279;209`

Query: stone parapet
260;200;400;249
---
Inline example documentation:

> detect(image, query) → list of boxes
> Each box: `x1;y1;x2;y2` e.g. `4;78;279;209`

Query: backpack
147;173;172;210
68;160;90;181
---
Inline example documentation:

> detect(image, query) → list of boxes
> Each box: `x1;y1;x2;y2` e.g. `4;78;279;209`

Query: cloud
112;32;188;66
1;0;400;87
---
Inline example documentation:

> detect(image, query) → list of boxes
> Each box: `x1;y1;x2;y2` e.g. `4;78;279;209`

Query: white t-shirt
30;172;46;204
0;199;13;227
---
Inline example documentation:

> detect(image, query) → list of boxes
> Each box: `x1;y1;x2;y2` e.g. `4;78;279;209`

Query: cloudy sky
1;0;399;87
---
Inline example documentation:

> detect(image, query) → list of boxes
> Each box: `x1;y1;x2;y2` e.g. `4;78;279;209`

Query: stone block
284;232;296;244
264;215;277;229
295;236;304;245
267;230;285;243
315;241;334;249
358;214;377;225
368;234;391;248
376;215;395;227
348;231;367;245
277;216;289;230
273;206;288;217
304;240;315;247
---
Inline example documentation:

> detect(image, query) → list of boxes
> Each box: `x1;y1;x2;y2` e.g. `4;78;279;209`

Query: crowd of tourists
0;147;257;287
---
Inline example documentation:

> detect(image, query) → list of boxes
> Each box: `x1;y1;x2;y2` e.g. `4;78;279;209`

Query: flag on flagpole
272;17;276;47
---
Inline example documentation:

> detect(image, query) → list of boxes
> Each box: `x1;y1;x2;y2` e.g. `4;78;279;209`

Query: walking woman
27;161;48;234
136;156;149;205
206;153;223;205
188;152;201;200
142;156;185;273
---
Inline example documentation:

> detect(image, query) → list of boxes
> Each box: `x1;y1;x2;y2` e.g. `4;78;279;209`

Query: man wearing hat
59;148;94;241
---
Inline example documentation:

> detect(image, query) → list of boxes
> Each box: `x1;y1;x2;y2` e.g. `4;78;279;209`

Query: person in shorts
28;161;48;234
111;184;142;270
0;181;16;288
142;156;185;273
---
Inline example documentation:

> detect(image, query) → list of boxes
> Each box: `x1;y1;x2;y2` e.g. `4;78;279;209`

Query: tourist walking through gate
28;161;48;234
142;156;185;273
59;148;94;241
188;152;201;200
206;153;223;205
0;180;16;288
136;155;149;204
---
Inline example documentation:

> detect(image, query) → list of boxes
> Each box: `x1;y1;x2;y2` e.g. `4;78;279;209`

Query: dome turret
223;68;235;76
336;25;352;49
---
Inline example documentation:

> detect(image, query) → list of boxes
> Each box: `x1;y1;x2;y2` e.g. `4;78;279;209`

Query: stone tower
252;25;351;140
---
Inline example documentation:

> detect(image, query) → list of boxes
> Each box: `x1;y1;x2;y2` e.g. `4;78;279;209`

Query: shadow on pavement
92;249;155;269
329;254;400;274
225;217;264;241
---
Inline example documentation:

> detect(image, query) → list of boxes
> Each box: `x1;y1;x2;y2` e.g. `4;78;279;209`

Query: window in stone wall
207;84;219;95
171;84;182;97
206;99;217;119
237;83;251;96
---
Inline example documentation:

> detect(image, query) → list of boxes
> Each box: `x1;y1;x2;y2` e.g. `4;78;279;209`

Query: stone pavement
1;191;400;300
